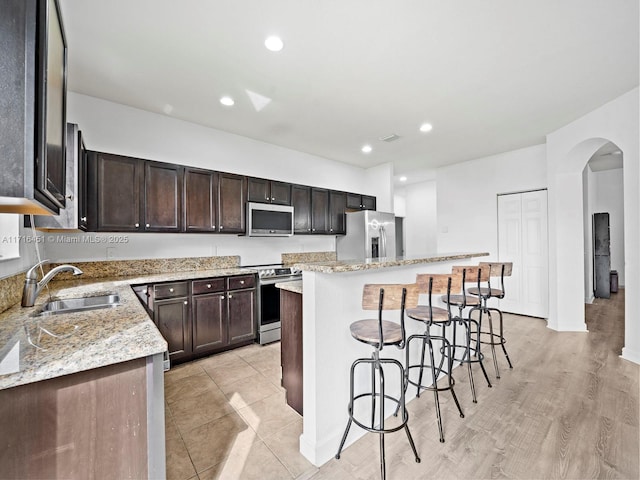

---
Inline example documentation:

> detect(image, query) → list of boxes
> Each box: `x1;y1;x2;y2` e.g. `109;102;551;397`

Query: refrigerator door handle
380;225;386;257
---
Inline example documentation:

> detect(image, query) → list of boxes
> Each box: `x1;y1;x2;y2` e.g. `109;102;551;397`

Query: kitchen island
293;252;489;466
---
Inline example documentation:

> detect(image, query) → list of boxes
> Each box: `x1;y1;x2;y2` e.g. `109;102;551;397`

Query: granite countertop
275;280;303;294
293;252;490;273
0;267;254;391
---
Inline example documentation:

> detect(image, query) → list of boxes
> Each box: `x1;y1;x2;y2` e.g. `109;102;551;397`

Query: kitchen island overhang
293;252;490;466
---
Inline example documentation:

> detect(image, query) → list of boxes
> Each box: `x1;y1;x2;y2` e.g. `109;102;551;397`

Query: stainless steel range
254;265;302;344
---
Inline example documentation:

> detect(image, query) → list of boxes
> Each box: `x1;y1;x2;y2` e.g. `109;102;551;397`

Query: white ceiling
59;0;638;183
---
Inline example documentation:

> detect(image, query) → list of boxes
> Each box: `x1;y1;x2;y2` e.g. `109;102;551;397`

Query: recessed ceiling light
399;176;407;182
265;35;284;52
361;145;372;154
220;96;235;106
419;123;433;133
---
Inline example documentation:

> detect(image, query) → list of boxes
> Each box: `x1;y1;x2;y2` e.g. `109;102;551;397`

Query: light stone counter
275;280;303;294
0;267;254;390
293;251;489;273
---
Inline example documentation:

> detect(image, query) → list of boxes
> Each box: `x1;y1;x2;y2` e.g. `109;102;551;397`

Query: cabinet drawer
192;278;225;295
154;281;188;299
227;274;255;290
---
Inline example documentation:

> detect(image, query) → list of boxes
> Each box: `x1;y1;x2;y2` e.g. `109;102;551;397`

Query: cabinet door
184;168;217;232
292;185;311;233
362;195;376;210
93;153;142;232
270;181;292;205
311;188;329;234
77;134;88;231
346;193;362;210
144;162;182;232
218;173;246;233
329;191;347;234
247;177;270;203
227;289;256;344
192;293;225;355
154;297;191;362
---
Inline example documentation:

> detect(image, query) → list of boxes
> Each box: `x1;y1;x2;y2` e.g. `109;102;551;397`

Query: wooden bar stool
403;273;465;443
442;266;493;403
335;284;421;480
467;262;514;378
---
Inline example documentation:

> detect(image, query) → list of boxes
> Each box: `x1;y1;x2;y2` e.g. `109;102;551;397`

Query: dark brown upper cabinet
88;152;142;232
87;152;182;232
184;168;217;232
0;0;68;215
217;173;246;234
247;177;292;205
329;190;347;235
292;184;312;234
144;161;182;232
346;193;376;211
310;188;329;234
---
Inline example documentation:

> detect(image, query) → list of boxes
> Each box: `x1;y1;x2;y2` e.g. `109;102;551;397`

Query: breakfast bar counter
293;252;489;466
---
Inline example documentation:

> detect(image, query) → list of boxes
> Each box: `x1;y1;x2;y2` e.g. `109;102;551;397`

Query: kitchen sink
37;293;120;316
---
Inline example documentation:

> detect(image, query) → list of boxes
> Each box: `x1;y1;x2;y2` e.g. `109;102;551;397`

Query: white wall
0;218;42;279
546;87;639;364
582;165;595;302
593;168;625;286
436;144;547;257
400;180;437;256
39;93;391;265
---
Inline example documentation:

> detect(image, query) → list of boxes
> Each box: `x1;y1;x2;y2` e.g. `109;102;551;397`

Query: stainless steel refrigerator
336;210;396;260
593;212;611;298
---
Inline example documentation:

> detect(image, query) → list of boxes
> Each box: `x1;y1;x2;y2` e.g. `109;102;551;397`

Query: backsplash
46;256;241;280
0;273;25;314
281;251;336;265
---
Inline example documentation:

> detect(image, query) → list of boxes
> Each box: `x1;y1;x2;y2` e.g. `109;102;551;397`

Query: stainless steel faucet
21;260;83;307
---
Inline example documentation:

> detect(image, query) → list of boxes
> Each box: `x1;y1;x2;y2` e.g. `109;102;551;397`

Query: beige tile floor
164;341;319;480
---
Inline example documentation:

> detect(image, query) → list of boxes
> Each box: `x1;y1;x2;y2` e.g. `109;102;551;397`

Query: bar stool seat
404;305;450;323
466;287;503;297
350;320;403;346
335;283;421;480
441;294;481;307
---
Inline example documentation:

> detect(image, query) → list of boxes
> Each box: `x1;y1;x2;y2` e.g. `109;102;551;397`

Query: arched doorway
545;87;639;365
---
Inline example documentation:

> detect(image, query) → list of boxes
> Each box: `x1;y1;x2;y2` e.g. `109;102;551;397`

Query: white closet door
498;190;549;318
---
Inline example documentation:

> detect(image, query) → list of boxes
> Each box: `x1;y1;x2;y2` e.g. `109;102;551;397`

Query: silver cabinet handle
169;288;174;293
81;216;87;222
271;197;275;201
135;223;140;228
183;301;188;305
207;284;212;288
307;228;311;231
221;295;225;300
146;223;150;228
220;225;224;230
240;280;244;284
228;294;233;299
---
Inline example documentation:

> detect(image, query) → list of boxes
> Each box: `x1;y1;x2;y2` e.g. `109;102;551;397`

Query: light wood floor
165;289;638;479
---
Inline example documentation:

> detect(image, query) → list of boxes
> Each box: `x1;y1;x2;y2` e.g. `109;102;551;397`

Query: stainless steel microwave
246;202;294;236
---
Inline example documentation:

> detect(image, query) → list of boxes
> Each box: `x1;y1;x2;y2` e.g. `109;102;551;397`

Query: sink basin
37;293;120;316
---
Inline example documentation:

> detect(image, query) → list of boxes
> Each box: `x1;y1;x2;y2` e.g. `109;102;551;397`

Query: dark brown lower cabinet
228;289;256;345
142;274;257;365
280;289;303;415
192;292;225;355
154;295;191;362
